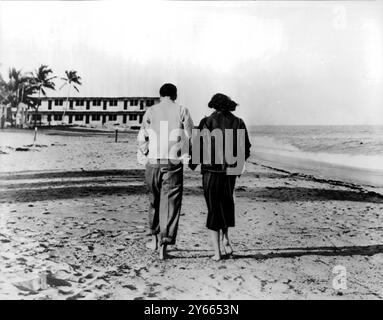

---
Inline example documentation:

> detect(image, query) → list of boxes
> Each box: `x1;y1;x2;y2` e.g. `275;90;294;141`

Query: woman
190;93;251;261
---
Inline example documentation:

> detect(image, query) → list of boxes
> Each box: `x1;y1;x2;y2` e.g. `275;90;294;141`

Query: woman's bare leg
222;228;233;256
209;230;221;261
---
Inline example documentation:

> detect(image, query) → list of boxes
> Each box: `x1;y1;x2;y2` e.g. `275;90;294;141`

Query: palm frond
45;82;56;90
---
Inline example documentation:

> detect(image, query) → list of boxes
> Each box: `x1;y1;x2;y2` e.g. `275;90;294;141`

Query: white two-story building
28;96;160;129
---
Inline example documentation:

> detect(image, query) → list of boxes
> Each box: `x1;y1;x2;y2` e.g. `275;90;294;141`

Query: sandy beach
1;129;383;300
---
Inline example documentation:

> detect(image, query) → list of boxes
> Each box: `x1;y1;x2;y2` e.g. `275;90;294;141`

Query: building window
76;100;84;106
124;101;128;110
48;101;52;110
131;99;138;106
109;114;117;121
139;101;144;110
129;114;138;121
92;100;101;106
92;114;100;121
32;114;41;121
103;101;107;110
47;115;52;122
54;114;62;121
109;100;118;106
86;101;90;110
54;99;63;106
139;115;143;123
123;115;127;123
75;114;84;121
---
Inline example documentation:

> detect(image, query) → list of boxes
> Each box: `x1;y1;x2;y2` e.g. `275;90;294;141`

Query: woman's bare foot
209;230;221;261
211;254;221;261
159;243;168;260
222;241;233;257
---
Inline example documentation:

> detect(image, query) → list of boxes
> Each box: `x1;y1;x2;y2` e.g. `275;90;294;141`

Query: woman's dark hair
208;93;238;111
159;83;177;101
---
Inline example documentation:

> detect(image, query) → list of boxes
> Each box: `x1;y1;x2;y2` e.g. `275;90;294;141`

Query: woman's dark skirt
202;171;236;231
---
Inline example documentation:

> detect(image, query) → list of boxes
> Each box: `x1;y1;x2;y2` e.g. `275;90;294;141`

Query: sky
0;0;382;125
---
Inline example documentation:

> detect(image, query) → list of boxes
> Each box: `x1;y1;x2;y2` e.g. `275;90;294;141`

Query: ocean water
248;125;383;172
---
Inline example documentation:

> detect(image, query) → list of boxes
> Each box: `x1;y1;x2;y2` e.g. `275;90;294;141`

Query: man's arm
188;117;206;171
137;109;151;158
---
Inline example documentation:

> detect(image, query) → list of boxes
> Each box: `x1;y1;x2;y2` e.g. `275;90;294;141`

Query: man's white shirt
137;97;194;164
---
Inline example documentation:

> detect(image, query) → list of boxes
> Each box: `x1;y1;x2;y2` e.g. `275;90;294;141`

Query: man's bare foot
145;241;157;251
159;243;168;260
145;235;158;251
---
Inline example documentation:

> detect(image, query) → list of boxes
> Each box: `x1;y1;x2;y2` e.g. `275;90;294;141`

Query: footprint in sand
145;292;159;298
122;284;137;291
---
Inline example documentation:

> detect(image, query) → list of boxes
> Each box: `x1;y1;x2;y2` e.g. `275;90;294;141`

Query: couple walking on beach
137;83;251;260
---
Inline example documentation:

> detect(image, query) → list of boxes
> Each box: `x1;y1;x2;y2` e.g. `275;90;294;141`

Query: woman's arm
239;119;251;161
188;118;206;170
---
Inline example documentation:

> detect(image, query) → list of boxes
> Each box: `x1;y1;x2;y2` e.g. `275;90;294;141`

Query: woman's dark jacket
189;110;251;174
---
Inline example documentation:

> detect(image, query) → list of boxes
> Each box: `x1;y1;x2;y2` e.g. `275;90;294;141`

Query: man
137;83;194;259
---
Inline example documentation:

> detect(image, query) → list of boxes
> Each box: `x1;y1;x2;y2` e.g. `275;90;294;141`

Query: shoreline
252;151;383;196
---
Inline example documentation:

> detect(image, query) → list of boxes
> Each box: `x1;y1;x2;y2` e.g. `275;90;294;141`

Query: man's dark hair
159;83;177;101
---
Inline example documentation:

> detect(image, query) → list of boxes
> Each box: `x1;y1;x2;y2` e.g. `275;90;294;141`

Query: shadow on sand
237;186;383;203
1;185;383;204
170;244;383;260
0;169;145;181
232;244;383;260
1;169;382;203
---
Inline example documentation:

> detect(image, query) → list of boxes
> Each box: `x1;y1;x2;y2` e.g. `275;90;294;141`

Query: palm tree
4;68;31;126
0;72;7;104
31;65;56;128
0;72;8;128
60;70;82;123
